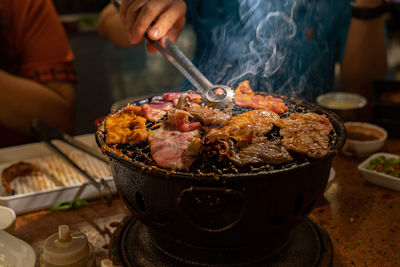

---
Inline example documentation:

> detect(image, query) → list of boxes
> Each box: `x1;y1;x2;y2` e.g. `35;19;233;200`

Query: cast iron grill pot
96;94;346;263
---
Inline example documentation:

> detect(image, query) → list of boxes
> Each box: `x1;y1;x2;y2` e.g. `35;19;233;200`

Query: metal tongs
113;0;234;108
31;119;113;206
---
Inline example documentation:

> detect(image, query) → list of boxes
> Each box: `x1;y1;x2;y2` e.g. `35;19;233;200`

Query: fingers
148;0;186;41
165;14;186;43
146;11;186;53
120;0;186;45
120;0;147;25
128;0;174;44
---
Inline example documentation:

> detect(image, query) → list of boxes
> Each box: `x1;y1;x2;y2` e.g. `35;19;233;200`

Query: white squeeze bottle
40;225;95;267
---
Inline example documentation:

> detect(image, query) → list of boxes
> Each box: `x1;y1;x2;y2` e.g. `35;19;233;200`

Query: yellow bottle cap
101;259;114;267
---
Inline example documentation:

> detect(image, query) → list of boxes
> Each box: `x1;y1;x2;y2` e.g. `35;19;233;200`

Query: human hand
119;0;187;53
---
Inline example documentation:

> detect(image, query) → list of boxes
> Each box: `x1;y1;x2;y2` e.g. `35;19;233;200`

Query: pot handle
178;187;247;232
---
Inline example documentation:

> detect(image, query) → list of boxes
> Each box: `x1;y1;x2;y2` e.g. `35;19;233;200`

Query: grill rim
96;94;346;180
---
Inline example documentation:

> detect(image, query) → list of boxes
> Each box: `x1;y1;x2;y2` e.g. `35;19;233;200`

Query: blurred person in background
98;0;387;103
0;0;76;148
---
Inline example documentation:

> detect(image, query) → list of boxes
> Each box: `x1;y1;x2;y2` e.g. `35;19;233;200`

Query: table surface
13;138;400;267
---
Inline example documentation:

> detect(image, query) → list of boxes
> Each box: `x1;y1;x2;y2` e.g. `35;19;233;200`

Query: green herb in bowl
367;156;400;178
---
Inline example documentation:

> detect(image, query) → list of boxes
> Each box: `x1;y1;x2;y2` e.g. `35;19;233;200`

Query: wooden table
14;139;400;266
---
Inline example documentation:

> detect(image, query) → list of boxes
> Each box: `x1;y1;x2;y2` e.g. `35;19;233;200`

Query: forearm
0;70;75;136
341;0;388;95
98;3;132;48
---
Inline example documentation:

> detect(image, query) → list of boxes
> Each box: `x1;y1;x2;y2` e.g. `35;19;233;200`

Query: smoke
192;0;343;100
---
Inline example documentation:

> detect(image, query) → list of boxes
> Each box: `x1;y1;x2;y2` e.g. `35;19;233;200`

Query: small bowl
358;152;400;191
342;122;387;157
316;92;367;121
0;206;16;234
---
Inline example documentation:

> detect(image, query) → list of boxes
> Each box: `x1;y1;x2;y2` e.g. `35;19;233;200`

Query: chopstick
31;119;113;206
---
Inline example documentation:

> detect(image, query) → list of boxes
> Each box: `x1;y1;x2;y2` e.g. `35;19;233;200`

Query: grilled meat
148;124;201;170
103;81;336;171
230;138;293;166
1;161;42;195
183;103;232;127
234;80;289;114
142;100;174;122
167;109;202;132
163;92;201;106
105;107;148;146
277;112;334;158
205;109;279;144
203;110;280;160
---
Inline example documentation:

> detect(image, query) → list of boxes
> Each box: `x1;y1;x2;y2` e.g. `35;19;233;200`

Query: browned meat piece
183;103;232;127
148;124;201;170
203;110;280;161
105;107;148;146
167;109;201;132
205;109;280;144
276;112;334;158
1;162;42;195
230;138;293;166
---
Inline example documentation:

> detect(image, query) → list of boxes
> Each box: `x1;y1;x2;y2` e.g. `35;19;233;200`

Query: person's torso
186;0;351;100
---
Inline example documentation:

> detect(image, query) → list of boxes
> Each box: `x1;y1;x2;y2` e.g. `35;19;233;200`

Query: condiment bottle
101;259;114;267
40;225;95;267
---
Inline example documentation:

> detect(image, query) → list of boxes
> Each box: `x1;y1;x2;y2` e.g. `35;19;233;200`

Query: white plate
0;230;36;267
358;152;400;191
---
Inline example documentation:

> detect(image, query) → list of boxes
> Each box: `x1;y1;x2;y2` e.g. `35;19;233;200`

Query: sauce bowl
342;122;387;157
317;92;367;121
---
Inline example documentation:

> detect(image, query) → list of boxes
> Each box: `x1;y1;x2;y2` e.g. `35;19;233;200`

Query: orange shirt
0;0;76;83
0;0;76;147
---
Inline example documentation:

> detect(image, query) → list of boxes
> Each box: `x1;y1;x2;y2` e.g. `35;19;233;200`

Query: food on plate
367;156;400;178
1;162;42;195
101;80;335;171
345;123;385;141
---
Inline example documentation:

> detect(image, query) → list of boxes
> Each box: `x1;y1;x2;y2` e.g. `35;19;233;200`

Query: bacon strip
234;80;289;114
142;100;174;122
129;92;202;122
163;92;201;106
148;125;201;170
168;109;201;132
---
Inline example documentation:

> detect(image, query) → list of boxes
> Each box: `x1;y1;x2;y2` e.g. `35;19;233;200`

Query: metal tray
0;134;116;215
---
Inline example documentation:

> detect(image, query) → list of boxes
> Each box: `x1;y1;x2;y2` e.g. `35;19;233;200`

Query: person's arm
341;0;388;98
0;70;75;136
98;3;132;48
98;0;187;53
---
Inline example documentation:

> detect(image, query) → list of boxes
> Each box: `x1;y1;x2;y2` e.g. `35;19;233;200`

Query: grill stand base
110;216;332;267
